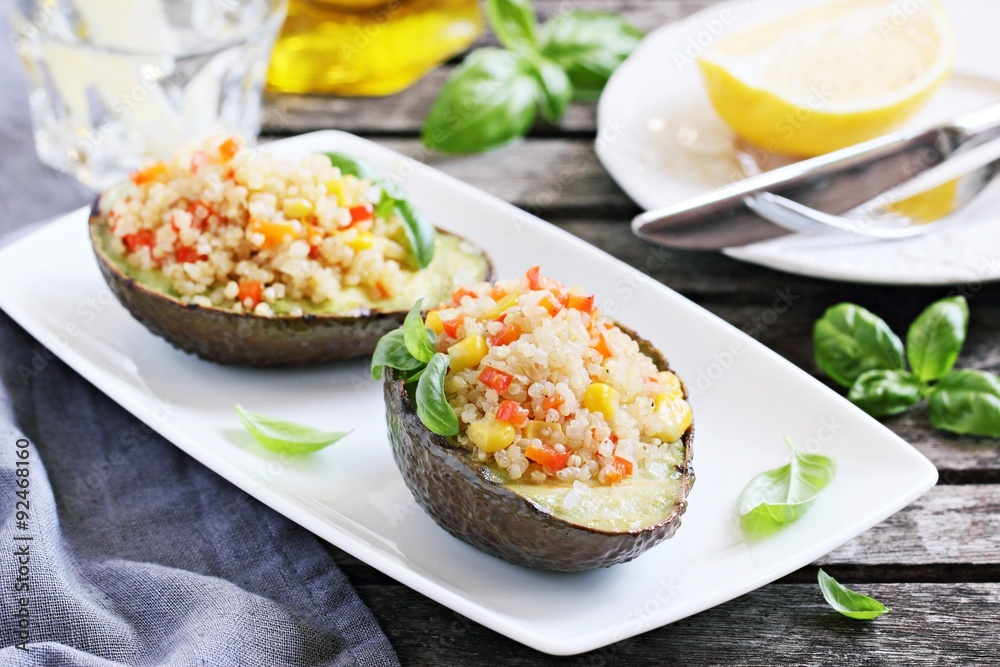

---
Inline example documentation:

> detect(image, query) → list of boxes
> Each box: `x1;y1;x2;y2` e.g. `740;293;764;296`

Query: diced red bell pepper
495;400;529;427
174;246;203;263
129;162;167;185
490;322;522;347
538;293;561;316
123;229;157;252
525;443;571;472
478;366;513;393
526;266;543;290
441;315;465;338
566;293;595;313
606;456;633;485
541;394;564;411
349;204;373;224
451;286;479;305
238;280;262;308
593;332;612;359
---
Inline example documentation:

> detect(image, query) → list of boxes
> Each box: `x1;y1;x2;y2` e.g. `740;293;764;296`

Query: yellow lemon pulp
698;0;954;156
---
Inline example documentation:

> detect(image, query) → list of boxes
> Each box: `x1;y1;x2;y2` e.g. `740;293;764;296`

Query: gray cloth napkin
0;3;400;665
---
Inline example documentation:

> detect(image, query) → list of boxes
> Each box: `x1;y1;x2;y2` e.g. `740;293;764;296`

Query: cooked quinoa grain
429;267;693;486
104;136;412;314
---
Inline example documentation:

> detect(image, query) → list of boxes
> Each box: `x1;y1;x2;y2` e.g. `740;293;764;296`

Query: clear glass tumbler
11;0;288;189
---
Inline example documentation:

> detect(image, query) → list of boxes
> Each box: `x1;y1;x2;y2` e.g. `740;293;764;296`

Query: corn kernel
325;180;346;205
282;197;314;219
584;382;619;422
347;231;374;251
654;393;693;442
468;416;516;453
483;293;519;320
425;311;445;335
448;335;488;372
658;371;684;399
522;420;563;442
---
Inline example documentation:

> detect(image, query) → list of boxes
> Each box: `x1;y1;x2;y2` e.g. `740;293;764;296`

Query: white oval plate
597;0;1000;285
0;132;937;655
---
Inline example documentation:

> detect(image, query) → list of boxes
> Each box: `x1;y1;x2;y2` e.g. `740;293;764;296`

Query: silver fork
631;104;1000;249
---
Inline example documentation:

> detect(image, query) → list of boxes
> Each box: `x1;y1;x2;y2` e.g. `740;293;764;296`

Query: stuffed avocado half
89;136;491;366
375;268;695;571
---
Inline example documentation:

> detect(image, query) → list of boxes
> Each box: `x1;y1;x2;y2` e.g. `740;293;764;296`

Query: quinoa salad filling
428;267;693;487
103;136;416;317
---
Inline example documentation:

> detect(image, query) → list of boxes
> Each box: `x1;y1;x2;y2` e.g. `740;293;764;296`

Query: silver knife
631;104;1000;250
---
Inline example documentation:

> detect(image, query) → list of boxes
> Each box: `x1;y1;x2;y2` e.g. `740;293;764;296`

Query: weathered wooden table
265;2;1000;663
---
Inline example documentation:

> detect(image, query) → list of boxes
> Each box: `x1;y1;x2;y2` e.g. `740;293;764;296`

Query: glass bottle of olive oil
266;0;484;96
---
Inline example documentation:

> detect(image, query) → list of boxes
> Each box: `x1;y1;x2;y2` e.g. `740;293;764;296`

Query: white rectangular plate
0;132;937;655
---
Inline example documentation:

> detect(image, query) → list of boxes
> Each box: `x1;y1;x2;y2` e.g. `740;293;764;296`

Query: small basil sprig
422;0;642;153
815;296;1000;437
817;569;891;620
235;404;351;454
323;152;435;268
371;302;459;436
737;437;835;536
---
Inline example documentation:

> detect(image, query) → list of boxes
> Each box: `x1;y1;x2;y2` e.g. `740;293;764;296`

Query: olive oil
266;0;483;96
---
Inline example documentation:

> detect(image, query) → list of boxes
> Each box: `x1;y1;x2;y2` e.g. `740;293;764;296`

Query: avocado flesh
98;225;489;317
90;198;492;366
504;439;686;533
384;328;694;571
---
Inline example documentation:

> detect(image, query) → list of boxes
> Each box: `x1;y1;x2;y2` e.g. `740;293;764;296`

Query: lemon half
698;0;954;156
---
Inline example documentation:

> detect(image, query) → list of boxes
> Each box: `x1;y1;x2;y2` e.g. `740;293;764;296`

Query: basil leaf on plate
371;329;424;380
323;152;380;181
906;295;969;382
814;303;905;388
394;199;436;269
848;369;923;417
927;369;1000;437
529;55;572;122
402;299;436;363
416;353;459;436
485;0;538;52
235;404;351;455
421;48;539;154
817;569;891;620
539;11;643;100
737;438;836;534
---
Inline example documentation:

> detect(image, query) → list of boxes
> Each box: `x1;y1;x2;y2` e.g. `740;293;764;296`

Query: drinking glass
11;0;288;189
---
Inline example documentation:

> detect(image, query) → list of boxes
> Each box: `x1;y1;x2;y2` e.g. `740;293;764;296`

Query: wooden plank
821;485;1000;566
264;0;718;135
349;581;999;665
366;138;634;213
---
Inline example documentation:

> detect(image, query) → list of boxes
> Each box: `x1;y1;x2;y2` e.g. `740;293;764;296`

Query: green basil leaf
848;369;923;417
416;353;459;436
374;187;397;220
817;569;891;620
485;0;538;52
814;303;905;388
235;404;351;455
529;56;572;122
539;11;643;101
402;299;435;363
737;438;836;535
371;329;424;380
394;199;436;269
322;152;380;181
422;49;539;154
906;295;969;382
927;369;1000;437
